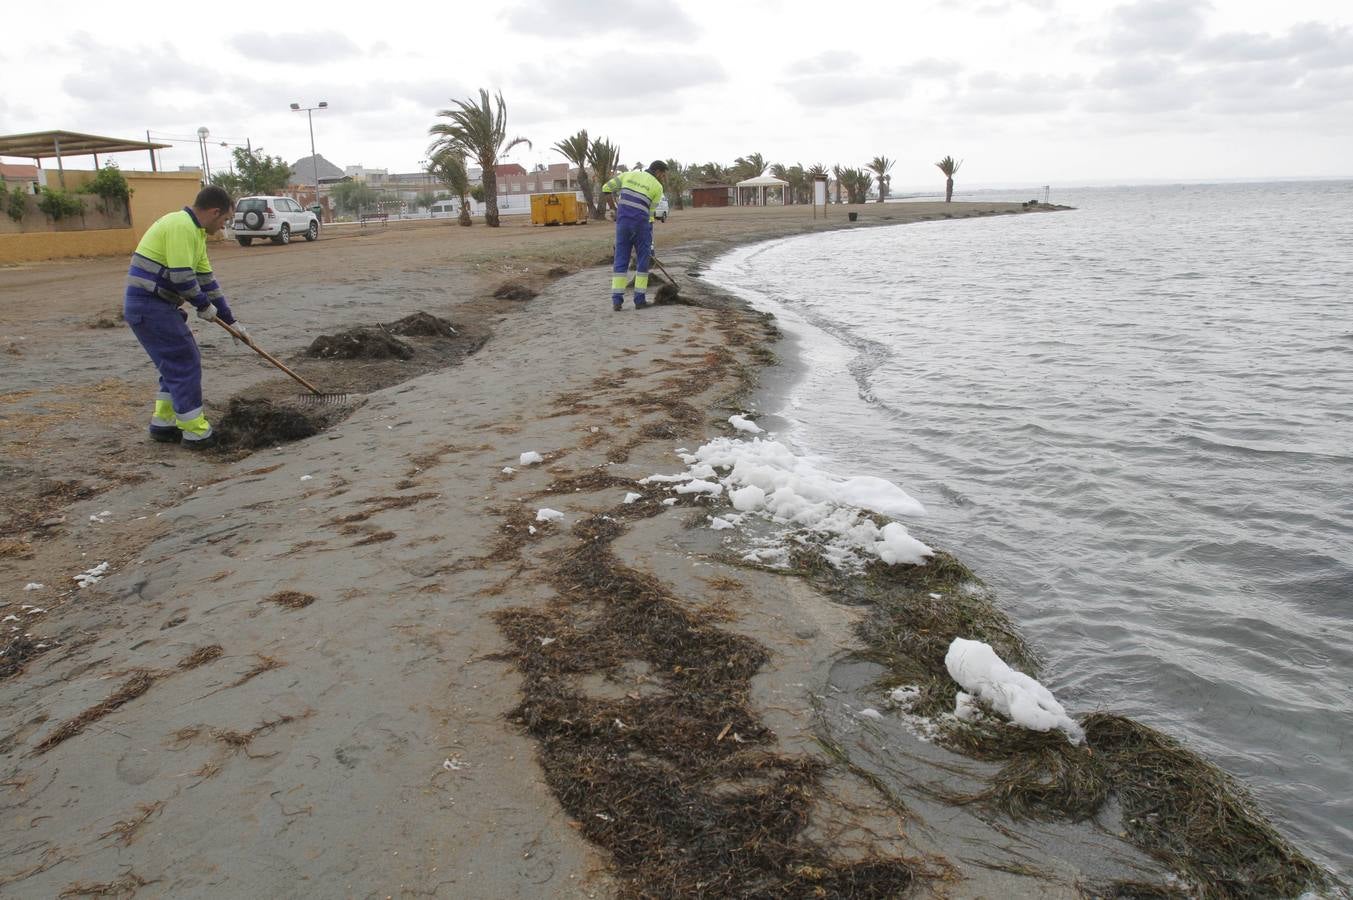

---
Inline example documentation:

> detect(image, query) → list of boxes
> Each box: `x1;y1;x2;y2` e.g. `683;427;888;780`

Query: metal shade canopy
0;130;170;159
0;130;172;187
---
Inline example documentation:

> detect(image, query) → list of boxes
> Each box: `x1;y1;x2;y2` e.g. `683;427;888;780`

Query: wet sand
0;201;1128;898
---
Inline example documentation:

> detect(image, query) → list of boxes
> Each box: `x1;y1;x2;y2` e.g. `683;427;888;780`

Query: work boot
177;411;216;450
149;395;179;442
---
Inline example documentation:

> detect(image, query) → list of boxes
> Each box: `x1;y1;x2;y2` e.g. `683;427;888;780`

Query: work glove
230;322;250;347
196;303;218;322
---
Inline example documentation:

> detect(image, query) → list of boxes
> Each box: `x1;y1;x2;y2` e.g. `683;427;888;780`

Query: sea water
705;180;1353;876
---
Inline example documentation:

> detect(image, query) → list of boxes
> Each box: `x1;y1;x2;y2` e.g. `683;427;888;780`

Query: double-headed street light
289;101;328;205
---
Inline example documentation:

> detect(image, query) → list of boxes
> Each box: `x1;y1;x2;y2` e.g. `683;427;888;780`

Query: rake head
295;392;352;406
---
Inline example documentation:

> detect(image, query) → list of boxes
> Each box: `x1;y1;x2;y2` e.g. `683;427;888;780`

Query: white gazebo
735;174;789;206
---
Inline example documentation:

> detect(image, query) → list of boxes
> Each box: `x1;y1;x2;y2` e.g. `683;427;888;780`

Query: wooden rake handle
649;253;678;286
214;319;324;397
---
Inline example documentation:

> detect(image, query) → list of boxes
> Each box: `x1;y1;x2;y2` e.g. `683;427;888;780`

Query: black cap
647;160;669;174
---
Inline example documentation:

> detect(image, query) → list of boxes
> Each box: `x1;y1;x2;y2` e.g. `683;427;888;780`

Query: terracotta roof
1;163;39;178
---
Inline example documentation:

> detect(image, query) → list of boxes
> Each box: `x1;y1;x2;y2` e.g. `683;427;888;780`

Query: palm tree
427;150;473;226
697;162;733;184
734;152;767;180
935;156;962;202
831;165;844;204
840;168;873;204
427;89;531;227
589;138;622;213
553;129;597;219
867;156;895;203
664;159;689;210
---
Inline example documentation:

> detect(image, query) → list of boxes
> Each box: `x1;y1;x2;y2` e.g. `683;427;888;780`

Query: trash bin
848;212;859;222
310;204;323;222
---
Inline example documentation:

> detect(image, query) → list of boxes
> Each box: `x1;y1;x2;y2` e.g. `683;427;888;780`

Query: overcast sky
3;0;1351;190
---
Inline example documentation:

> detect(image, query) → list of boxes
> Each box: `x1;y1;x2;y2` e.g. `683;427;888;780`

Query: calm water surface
705;181;1353;876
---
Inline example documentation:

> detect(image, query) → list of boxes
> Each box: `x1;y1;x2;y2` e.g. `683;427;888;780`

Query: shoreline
2;202;1334;897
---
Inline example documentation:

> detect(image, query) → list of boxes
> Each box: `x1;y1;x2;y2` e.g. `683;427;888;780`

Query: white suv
654;195;670;222
232;196;319;246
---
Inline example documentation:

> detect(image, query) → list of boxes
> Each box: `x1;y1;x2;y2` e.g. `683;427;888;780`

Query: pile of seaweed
795;549;1335;898
383;311;458;338
493;513;925;897
211;398;327;450
305;326;413;360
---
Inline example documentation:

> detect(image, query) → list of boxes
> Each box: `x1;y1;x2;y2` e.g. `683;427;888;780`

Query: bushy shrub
82;163;133;210
36;188;86;221
6;187;25;223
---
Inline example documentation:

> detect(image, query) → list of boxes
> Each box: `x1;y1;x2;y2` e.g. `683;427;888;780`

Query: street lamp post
196;126;210;182
289;101;328;209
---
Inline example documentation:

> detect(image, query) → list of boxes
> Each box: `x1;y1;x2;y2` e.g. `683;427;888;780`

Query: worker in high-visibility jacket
123;186;249;449
601;160;668;310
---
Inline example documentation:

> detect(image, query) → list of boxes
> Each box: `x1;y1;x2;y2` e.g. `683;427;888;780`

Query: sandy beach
4;200;1320;899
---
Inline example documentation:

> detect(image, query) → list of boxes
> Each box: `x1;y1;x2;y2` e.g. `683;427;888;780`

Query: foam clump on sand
535;508;565;523
648;437;931;569
728;414;763;434
945;638;1084;744
519;451;544;465
73;562;109;589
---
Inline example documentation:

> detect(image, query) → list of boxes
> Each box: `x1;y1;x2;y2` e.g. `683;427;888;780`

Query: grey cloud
513;52;726;105
1199;21;1353;69
782;73;904;107
898;58;963;80
956;71;1082;114
501;0;700;40
791;50;859;74
229;31;362;61
1101;0;1209;54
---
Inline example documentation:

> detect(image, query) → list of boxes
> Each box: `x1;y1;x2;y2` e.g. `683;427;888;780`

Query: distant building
492;163;581;196
691;185;733;208
0;163;40;193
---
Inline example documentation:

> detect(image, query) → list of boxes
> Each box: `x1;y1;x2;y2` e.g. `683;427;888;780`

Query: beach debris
89;510;112;524
502;466;516;474
535;508;565;524
306;325;414;360
708;516;735;530
300;475;313;481
2;615;17;623
889;686;921;706
74;561;110;588
622;492;641;504
519;451;544;465
538;636;556;646
213;398;331;451
728;414;763;434
442;756;467;771
492;282;538;301
24;583;43;591
652;437;932;569
945;637;1084;744
675;479;723;496
856;708;885;721
528;526;537;535
384;311;457;337
662;498;677;506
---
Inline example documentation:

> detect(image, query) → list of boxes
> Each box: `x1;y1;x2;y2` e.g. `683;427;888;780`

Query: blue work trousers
612;218;653;305
123;297;204;417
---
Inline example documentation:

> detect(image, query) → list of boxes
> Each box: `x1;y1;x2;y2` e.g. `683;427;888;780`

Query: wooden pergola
0;130;170;188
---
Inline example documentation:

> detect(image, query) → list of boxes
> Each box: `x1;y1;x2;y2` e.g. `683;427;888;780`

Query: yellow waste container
530;193;587;226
